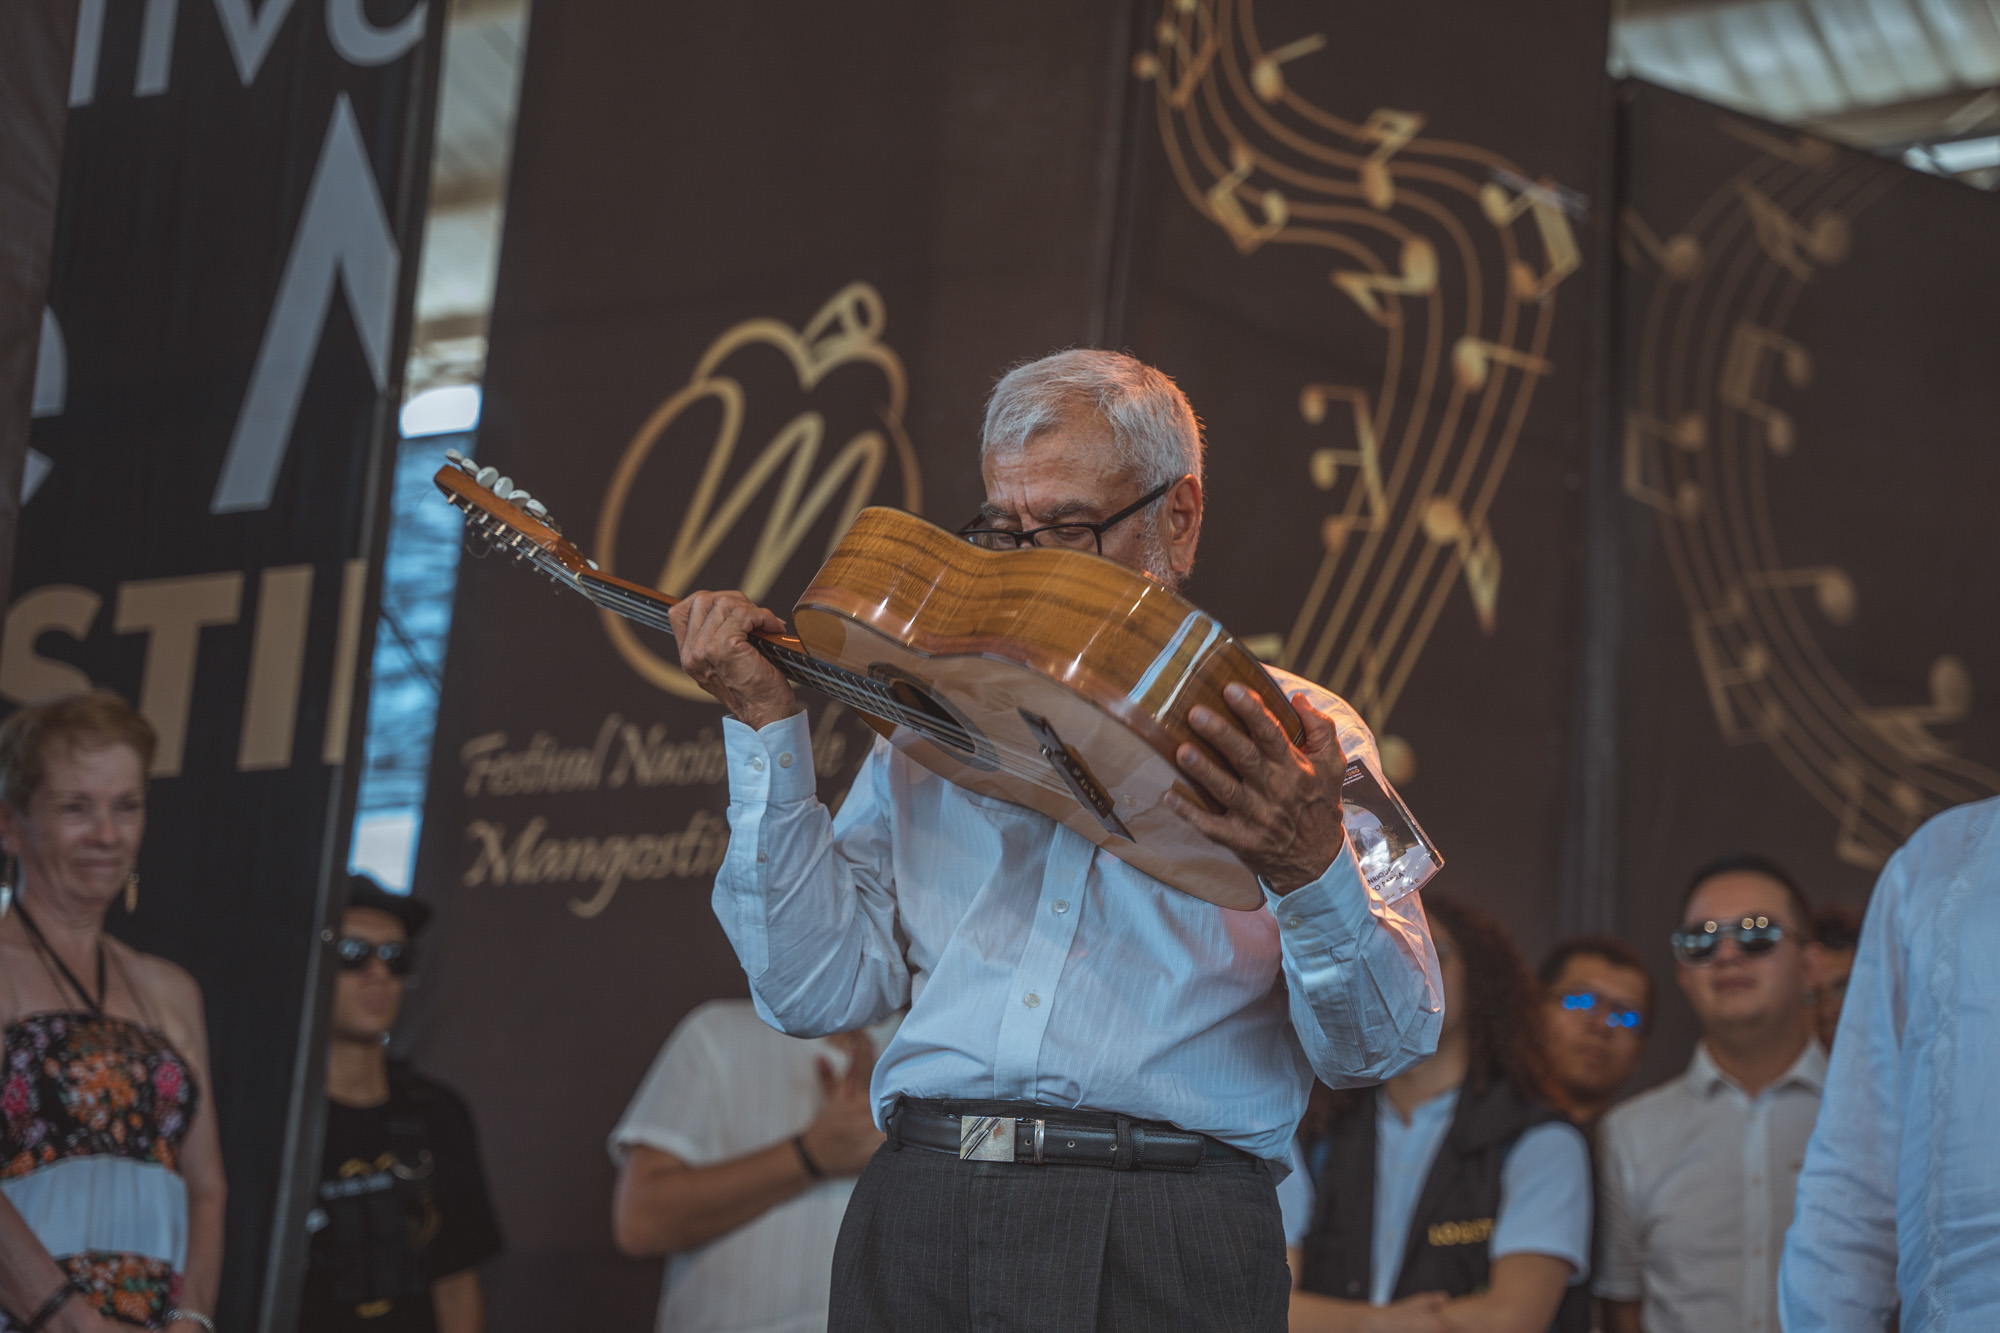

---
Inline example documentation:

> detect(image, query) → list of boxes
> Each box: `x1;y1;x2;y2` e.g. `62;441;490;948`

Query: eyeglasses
1554;990;1644;1031
1671;916;1786;965
959;476;1181;554
333;936;412;976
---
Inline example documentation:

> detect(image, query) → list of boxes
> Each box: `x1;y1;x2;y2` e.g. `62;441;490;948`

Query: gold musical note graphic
1721;119;1836;167
1620;208;1702;280
1859;655;1973;763
1690;590;1773;743
1299;384;1387;550
1250;32;1325;102
1622;411;1705;520
1742;565;1856;625
1832;759;1882;868
1452;337;1552;391
1736;182;1850;281
1478;178;1581;301
1331;236;1437;325
1420;498;1500;634
1155;19;1218;109
1357;109;1423;211
1206;144;1289;254
1720;323;1812;454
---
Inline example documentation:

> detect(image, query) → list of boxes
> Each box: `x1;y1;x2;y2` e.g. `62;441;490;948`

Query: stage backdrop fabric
408;0;1612;1325
0;0;78;600
0;2;443;1326
1610;80;2000;1086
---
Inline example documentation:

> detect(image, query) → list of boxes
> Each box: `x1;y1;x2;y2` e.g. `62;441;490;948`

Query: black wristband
23;1277;81;1333
792;1133;825;1180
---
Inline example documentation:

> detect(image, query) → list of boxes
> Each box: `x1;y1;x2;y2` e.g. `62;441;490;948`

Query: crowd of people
0;348;1993;1333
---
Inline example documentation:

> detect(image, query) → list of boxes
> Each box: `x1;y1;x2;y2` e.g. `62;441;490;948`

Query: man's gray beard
1141;515;1186;593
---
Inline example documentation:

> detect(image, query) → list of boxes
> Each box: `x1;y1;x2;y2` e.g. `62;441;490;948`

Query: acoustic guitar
435;455;1428;910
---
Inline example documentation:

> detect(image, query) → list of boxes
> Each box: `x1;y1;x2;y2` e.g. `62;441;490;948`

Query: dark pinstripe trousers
827;1136;1290;1332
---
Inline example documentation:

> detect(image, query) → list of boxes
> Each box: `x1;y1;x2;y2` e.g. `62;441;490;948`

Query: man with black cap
298;876;502;1333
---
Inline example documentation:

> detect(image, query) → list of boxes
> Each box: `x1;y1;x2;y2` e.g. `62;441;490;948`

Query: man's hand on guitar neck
1166;684;1349;896
669;591;805;731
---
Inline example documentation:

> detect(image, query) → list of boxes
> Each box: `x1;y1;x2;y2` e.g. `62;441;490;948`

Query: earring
0;853;15;919
125;873;139;914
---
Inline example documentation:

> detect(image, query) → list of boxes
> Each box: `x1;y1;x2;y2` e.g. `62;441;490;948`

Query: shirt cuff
1262;837;1371;949
721;711;818;804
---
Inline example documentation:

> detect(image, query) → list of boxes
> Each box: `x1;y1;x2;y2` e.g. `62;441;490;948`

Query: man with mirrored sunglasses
298;876;502;1333
1595;854;1826;1333
1537;937;1653;1135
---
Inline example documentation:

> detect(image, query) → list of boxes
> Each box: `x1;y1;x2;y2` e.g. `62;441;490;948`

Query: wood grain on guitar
435;456;1304;909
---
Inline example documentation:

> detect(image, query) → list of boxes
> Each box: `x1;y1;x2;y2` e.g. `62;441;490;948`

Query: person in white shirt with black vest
1595;854;1828;1333
668;348;1444;1332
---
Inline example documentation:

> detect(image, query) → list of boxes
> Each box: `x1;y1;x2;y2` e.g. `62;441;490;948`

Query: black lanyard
14;901;107;1016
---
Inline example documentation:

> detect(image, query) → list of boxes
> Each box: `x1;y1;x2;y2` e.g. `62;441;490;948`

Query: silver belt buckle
959;1115;1015;1162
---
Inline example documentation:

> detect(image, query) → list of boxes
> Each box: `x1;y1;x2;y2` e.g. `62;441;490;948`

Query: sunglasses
333;936;412;976
1555;990;1644;1031
1671;916;1785;965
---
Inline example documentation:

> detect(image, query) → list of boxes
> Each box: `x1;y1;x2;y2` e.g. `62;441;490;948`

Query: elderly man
670;348;1442;1331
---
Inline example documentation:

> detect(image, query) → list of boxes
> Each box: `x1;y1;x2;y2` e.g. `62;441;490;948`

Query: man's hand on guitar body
668;591;804;730
1167;684;1348;896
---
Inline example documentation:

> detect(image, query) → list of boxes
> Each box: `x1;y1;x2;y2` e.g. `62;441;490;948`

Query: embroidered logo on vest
1426;1217;1495;1247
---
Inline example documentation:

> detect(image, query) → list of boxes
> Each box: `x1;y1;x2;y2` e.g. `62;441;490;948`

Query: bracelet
22;1277;81;1333
791;1133;825;1180
166;1309;218;1333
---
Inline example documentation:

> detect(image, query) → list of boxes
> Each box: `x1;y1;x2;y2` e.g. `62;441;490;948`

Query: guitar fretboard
571;569;976;754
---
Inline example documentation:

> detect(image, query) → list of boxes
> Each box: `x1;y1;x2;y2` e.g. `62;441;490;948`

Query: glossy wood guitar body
794;508;1301;910
434;458;1296;910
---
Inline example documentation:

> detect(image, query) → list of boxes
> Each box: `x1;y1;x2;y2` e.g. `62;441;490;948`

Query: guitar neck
566;569;909;721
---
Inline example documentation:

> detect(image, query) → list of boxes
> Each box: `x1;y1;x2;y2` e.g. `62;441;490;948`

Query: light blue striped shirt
711;672;1443;1167
1779;795;2000;1333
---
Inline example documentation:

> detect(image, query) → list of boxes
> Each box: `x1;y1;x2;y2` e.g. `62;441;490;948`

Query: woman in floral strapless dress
0;693;225;1333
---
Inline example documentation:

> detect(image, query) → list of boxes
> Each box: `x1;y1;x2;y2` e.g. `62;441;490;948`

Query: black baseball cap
343;873;433;938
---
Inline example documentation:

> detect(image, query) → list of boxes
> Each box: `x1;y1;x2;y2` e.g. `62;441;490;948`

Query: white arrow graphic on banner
211;91;399;514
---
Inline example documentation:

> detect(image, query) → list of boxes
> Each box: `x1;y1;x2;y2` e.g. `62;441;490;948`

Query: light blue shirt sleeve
1494;1120;1593;1283
710;712;910;1038
1263;849;1444;1088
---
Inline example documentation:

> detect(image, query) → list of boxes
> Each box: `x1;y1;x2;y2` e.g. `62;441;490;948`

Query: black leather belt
888;1098;1254;1172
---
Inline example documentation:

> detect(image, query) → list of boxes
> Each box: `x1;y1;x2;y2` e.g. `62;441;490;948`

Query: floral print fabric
1;1013;199;1329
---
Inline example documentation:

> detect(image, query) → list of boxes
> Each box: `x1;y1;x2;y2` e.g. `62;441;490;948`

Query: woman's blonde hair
0;690;157;808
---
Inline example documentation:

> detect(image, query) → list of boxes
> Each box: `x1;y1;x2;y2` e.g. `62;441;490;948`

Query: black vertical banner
0;1;78;599
1112;0;1614;956
409;1;1129;1323
2;3;444;1326
1611;81;2000;1082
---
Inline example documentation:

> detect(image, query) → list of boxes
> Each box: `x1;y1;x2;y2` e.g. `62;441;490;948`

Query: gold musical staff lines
1623;129;1995;869
1137;0;1577;753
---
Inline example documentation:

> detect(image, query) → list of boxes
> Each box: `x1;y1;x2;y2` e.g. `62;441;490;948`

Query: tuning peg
494;476;514;497
445;448;465;465
475;466;500;489
524;498;548;517
587;558;600;570
506;488;532;505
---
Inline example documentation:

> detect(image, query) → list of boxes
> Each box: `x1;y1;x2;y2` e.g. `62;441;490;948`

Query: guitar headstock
434;451;595;584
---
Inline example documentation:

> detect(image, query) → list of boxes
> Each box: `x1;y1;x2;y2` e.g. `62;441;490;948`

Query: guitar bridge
1019;710;1133;842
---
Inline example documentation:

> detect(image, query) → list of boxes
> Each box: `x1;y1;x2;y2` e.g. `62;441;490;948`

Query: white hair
980;349;1204;490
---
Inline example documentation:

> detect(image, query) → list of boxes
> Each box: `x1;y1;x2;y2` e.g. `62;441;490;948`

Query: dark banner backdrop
1611;81;2000;1084
1109;0;1614;957
0;2;443;1326
0;1;78;600
410;0;1612;1325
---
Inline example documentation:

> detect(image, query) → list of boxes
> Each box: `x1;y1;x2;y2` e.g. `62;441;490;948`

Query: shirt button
757;851;768;863
1023;993;1041;1009
1285;915;1303;929
1053;899;1070;915
748;755;766;772
778;752;794;768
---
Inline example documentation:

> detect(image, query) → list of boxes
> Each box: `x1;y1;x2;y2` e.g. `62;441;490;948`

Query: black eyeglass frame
333;936;413;976
958;475;1184;555
1670;915;1786;965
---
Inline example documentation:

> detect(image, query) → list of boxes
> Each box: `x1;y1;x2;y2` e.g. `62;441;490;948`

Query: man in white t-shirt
609;999;900;1333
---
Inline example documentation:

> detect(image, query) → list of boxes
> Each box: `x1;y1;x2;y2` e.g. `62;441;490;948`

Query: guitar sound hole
867;665;987;764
